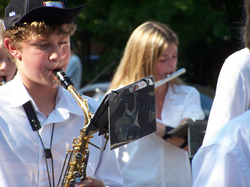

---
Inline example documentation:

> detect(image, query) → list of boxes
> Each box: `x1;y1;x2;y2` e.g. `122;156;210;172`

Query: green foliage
66;0;243;88
0;0;9;18
0;0;243;88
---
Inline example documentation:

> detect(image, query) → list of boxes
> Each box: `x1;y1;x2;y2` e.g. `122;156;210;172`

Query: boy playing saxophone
0;0;123;186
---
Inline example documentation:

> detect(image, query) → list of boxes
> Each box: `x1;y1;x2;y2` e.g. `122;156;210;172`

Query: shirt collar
9;73;84;118
10;73;33;108
55;86;84;116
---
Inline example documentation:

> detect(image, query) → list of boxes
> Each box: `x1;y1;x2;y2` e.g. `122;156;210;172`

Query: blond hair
0;20;5;48
109;21;182;91
3;22;76;61
0;19;15;63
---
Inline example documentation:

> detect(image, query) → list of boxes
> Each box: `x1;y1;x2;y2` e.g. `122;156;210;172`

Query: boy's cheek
62;57;70;71
61;46;70;59
62;64;68;72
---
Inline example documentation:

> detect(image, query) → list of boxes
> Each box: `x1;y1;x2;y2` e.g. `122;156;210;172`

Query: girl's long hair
109;21;182;91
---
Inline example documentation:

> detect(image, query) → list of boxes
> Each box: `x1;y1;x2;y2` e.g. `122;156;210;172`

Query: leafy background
0;0;244;89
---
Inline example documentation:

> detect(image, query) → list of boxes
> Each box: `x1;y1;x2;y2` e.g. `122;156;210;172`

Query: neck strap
23;100;55;187
23;101;41;131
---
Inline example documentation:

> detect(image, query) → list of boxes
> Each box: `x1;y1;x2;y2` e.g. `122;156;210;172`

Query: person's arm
156;120;189;151
156;86;204;150
204;55;249;144
66;55;82;89
192;145;247;187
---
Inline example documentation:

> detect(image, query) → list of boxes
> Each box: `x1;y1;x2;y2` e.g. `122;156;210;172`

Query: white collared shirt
115;84;204;187
0;73;123;187
192;109;250;187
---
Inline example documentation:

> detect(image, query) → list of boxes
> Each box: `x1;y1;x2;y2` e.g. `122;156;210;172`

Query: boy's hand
75;176;106;187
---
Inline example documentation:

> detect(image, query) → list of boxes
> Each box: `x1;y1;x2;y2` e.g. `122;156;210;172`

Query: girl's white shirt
115;83;204;187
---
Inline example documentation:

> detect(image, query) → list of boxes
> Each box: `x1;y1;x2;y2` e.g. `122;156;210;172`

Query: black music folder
167;119;207;158
85;76;156;150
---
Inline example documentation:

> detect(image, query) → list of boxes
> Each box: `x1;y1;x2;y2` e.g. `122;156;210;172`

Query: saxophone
53;70;98;187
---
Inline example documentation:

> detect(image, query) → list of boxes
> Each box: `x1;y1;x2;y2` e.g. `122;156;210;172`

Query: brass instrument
155;68;186;88
53;70;100;187
53;68;185;186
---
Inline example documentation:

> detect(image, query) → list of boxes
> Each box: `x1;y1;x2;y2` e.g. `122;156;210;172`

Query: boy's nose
49;46;62;62
0;62;8;70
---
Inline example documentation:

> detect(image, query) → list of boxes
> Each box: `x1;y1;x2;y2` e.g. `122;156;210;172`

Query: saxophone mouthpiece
52;69;62;75
53;69;74;89
0;76;7;86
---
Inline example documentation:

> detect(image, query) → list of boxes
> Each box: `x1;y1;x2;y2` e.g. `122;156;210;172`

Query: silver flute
155;68;186;88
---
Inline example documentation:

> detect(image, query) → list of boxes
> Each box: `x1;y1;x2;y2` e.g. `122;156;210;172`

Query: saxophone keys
73;171;82;183
75;152;83;160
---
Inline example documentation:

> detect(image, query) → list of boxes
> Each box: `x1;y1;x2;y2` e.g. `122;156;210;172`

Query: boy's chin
51;81;60;88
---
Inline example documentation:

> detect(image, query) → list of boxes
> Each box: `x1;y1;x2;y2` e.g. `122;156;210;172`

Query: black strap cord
37;123;55;187
23;101;55;187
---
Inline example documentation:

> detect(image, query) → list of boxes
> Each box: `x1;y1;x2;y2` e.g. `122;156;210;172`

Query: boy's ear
4;38;21;59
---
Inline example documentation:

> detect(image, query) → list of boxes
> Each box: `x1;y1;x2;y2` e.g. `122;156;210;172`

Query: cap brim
6;4;86;29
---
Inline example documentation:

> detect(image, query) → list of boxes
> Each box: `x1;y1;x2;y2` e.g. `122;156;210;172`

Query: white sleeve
192;145;247;187
92;136;123;187
204;57;249;143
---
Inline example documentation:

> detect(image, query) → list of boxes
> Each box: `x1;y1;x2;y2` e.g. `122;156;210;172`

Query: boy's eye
34;43;49;49
40;44;49;48
59;41;69;46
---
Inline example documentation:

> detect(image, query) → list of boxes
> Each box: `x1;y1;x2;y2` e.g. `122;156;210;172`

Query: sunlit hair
244;0;250;49
109;21;183;91
0;19;15;63
3;21;76;61
0;20;4;48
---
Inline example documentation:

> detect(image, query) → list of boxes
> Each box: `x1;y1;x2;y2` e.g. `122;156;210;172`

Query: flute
155;68;186;88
